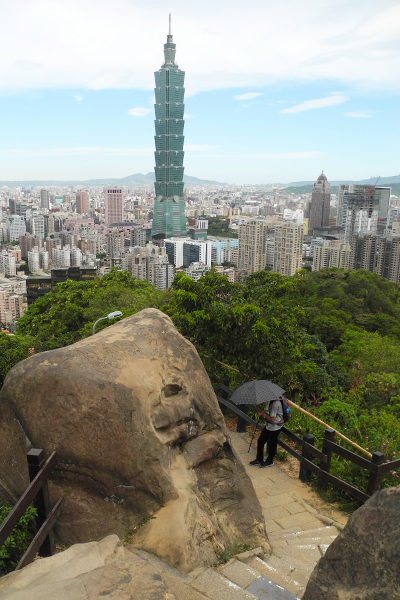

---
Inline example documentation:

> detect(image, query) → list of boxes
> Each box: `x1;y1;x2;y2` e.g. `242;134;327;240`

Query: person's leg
266;429;280;463
250;427;269;465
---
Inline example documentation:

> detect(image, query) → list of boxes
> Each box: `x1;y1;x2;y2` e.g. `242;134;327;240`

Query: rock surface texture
0;309;266;573
0;536;178;600
303;486;400;600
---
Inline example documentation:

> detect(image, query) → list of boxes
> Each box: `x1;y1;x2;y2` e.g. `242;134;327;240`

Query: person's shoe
259;460;274;468
249;459;262;466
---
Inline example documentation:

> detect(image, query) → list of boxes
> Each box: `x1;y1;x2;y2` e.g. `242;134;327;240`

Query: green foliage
0;333;35;388
17;269;170;351
213;542;251;565
168;270;304;385
0;504;37;574
207;217;238;238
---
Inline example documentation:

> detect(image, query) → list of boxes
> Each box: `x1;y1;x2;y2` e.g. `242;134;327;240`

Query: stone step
269;525;339;543
271;541;323;563
191;568;259;600
246;556;305;597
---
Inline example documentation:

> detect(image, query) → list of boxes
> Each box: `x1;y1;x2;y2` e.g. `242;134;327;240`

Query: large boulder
303;486;400;600
0;535;177;600
0;309;266;573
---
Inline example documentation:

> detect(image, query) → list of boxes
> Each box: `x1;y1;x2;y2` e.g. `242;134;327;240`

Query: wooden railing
214;381;400;503
0;449;64;573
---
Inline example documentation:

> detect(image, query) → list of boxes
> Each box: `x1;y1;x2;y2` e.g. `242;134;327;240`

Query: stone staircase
132;523;340;599
128;430;346;599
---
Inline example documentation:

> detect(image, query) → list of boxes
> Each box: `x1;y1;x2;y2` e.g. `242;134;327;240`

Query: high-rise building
238;220;267;273
131;227;147;248
182;240;213;268
375;235;400;284
40;189;50;209
312;243;352;272
273;223;303;276
105;188;124;224
308;172;331;234
344;185;379;244
151;16;187;239
7;216;26;242
164;237;186;267
76;192;88;215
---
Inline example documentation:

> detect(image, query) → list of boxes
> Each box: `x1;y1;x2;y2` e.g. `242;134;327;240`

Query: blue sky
1;0;399;184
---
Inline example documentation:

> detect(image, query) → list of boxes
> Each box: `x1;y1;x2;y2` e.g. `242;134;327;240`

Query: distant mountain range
285;175;400;187
1;173;399;189
0;173;225;188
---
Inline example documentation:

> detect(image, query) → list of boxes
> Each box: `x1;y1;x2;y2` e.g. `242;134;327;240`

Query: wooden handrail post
27;449;52;557
219;377;230;414
299;433;315;482
318;428;335;489
236;404;248;433
366;451;385;496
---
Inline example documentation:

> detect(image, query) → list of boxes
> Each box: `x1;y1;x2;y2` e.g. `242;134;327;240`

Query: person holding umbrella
249;397;284;468
230;380;285;469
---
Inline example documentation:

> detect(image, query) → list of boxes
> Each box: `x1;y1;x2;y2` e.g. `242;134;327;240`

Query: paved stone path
129;431;349;599
230;431;347;534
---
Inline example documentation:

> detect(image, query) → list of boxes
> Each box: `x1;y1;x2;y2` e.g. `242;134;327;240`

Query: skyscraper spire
164;13;176;64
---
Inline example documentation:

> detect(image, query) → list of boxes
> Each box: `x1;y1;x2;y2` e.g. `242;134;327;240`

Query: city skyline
0;1;399;183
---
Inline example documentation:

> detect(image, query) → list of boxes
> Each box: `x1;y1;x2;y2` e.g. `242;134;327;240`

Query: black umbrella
230;380;285;406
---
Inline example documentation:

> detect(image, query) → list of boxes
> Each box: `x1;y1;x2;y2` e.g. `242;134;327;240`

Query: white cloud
184;113;194;118
1;2;400;93
345;111;372;118
128;107;152;117
74;95;82;102
281;94;348;114
234;92;263;101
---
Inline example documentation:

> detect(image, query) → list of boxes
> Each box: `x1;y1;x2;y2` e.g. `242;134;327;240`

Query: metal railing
214;381;400;503
0;449;64;573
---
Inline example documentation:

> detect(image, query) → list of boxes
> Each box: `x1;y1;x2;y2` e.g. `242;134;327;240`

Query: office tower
7;216;26;242
238;220;267;273
105;188;124;224
76;191;88;214
28;214;45;238
375;187;391;236
337;184;349;227
131;227;147;247
40;189;50;209
70;248;82;267
53;248;71;268
182;240;213;268
308;172;331;234
151;16;187;239
28;249;40;274
273;223;303;276
344;185;380;244
164;237;186;267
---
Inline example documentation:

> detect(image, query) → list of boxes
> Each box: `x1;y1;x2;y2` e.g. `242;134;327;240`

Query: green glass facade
151;22;187;238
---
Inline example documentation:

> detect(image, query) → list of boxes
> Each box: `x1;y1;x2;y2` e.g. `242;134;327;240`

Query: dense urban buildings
151;17;187;239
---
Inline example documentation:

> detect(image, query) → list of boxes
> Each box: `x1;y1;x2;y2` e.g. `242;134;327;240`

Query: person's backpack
279;396;291;423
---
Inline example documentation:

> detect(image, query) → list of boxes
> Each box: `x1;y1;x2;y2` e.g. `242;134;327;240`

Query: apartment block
238;220;267;273
273;223;303;276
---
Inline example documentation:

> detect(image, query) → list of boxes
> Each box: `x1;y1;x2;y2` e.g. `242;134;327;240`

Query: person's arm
257;406;276;422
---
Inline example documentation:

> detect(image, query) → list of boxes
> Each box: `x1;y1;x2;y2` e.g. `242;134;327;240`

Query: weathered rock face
0;309;266;573
303;486;400;600
0;535;177;600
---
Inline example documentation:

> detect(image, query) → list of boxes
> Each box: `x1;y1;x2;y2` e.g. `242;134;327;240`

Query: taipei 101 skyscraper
151;15;187;239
